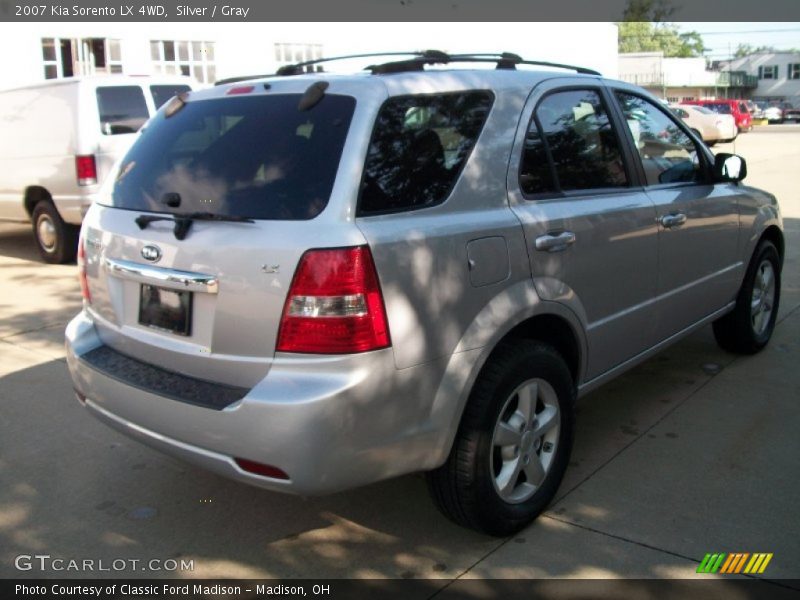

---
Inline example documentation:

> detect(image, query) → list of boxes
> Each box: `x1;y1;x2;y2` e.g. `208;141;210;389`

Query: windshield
107;93;356;220
694;106;714;115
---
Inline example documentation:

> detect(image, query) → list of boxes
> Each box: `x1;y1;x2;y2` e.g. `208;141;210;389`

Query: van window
151;84;192;110
358;91;493;215
96;86;149;135
108;93;356;220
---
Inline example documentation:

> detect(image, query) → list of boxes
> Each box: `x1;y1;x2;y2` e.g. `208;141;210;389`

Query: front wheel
426;341;575;536
713;240;781;354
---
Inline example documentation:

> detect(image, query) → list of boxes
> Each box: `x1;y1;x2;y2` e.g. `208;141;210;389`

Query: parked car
781;103;800;123
65;52;783;536
671;104;737;145
0;75;195;263
682;99;753;133
763;105;784;123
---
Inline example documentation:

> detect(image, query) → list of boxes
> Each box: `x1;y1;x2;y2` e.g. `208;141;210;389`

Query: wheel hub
37;215;57;252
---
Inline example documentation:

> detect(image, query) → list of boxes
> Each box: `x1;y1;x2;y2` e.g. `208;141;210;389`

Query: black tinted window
109;94;356;220
96;86;149;135
151;84;192;109
521;89;627;195
358;92;493;215
615;93;703;186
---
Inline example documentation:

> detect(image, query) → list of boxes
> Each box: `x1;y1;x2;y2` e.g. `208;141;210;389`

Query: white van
0;75;194;263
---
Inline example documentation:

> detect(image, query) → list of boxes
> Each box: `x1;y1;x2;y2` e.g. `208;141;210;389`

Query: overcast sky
675;22;800;59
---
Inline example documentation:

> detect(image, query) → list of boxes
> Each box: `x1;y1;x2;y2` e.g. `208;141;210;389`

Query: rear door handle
535;231;576;252
659;213;687;228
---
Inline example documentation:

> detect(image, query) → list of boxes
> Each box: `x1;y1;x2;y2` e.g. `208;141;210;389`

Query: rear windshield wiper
135;212;255;240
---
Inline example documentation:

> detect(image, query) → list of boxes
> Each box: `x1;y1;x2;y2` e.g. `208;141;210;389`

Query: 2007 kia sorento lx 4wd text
66;52;784;536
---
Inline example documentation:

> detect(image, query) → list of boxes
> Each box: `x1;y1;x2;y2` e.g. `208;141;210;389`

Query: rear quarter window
96;86;149;135
358;91;493;215
109;93;356;220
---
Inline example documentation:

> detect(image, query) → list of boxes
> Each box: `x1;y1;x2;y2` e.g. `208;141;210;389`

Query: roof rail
272;50;600;77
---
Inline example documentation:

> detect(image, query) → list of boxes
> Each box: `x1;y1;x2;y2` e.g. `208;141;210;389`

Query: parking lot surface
0;126;798;585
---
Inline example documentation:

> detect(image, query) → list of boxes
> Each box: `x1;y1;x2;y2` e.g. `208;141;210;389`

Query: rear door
609;88;742;344
508;79;659;381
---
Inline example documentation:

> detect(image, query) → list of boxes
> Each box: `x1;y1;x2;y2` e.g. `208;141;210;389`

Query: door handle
659;213;687;228
535;231;576;252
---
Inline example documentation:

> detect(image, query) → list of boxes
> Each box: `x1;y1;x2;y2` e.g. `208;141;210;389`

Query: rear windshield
358;91;494;215
108;93;356;220
704;103;732;114
151;84;192;109
97;86;149;135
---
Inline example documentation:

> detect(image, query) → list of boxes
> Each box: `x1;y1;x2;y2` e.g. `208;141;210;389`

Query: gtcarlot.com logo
14;554;194;572
697;552;773;574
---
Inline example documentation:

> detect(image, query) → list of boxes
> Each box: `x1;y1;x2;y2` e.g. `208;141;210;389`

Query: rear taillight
77;237;91;303
75;155;97;186
276;246;391;354
234;458;289;480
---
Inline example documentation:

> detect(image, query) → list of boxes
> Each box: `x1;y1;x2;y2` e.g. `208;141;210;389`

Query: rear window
108;93;355;220
97;86;149;135
358;91;493;215
151;84;192;109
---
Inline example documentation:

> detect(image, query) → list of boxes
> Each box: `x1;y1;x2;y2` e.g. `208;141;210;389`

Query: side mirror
714;153;747;182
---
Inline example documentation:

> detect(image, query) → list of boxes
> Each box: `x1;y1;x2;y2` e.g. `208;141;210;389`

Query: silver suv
66;52;784;536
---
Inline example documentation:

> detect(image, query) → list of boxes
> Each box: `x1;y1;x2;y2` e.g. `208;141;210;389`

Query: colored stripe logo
697;553;773;574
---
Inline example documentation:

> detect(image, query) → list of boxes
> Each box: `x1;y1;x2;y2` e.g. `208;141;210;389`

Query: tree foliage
618;0;706;58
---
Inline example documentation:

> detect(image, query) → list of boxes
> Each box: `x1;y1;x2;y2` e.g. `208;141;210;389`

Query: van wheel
32;201;79;264
426;341;575;536
713;240;781;354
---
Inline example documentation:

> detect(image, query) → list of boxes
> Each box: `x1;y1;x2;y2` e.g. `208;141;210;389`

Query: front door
610;89;742;345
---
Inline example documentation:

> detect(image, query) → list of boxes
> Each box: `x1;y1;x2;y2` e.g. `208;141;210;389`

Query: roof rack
271;50;600;77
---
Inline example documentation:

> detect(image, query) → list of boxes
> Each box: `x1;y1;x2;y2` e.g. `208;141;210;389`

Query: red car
682;99;752;133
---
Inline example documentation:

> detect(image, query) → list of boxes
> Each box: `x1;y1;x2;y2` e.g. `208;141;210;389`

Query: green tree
618;0;707;58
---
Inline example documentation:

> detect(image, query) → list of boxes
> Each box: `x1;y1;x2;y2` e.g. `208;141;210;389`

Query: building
725;52;800;104
618;51;757;102
0;22;619;91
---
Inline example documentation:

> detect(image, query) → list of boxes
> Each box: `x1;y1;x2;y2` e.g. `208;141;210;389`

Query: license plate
138;284;192;336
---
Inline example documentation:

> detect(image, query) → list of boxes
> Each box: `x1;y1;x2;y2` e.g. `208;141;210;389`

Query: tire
32;201;79;264
426;341;575;536
713;240;781;354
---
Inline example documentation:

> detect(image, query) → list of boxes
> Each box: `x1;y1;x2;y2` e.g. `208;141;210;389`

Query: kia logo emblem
141;245;162;262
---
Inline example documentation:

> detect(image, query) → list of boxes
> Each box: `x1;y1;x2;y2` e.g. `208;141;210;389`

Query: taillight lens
77;236;91;303
276;246;391;354
75;155;97;186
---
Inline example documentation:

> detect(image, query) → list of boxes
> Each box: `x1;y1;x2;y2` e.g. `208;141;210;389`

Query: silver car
66;52;784;536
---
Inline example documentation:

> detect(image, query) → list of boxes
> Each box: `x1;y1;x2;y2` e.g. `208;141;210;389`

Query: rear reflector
234;458;289;480
75;155;97;186
77;236;91;303
276;246;391;354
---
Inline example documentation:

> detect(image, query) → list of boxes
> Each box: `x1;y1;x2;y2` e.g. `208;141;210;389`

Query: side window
615;92;704;186
358;91;493;215
520;89;628;195
96;86;149;135
150;84;192;110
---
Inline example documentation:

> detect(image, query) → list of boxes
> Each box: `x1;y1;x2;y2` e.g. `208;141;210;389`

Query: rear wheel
32;201;79;264
713;240;781;354
426;341;575;536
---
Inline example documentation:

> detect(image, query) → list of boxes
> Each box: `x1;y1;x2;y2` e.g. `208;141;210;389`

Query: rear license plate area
138;284;192;336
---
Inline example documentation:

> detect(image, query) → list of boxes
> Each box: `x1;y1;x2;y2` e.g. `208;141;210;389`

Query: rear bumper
65;311;450;495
